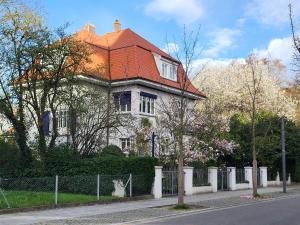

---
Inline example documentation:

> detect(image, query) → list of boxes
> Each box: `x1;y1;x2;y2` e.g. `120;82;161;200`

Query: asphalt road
132;196;300;225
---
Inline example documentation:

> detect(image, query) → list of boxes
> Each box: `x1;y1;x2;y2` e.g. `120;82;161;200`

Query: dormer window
162;63;168;77
160;60;177;81
170;65;176;80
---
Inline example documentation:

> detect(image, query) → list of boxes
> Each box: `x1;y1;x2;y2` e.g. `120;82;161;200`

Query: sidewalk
0;186;299;225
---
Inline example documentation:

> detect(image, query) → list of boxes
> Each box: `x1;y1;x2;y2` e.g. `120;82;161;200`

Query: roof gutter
76;75;205;100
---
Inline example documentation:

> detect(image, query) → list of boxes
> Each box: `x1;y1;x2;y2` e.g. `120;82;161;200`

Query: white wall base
236;183;249;190
192;186;213;194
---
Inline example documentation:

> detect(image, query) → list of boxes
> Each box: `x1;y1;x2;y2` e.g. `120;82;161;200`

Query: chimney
84;23;96;33
114;19;121;32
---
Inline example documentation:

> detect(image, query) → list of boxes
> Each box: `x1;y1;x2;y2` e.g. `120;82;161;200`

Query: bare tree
0;0;92;160
0;1;43;163
241;54;271;197
289;3;300;87
157;26;203;205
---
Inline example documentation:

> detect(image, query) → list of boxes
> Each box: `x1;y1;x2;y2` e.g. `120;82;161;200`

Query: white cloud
245;0;300;26
162;42;179;54
202;28;242;58
253;37;293;67
144;0;203;24
190;58;246;78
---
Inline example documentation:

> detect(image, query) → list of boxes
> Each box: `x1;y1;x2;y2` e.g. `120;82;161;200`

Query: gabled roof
75;25;205;98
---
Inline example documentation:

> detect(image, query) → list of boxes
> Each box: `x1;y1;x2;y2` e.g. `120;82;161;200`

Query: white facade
24;75;200;155
0;114;12;137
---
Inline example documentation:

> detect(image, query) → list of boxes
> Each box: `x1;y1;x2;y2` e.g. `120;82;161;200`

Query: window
139;92;157;115
120;138;131;151
162;63;168;77
161;61;177;81
169;65;176;80
56;110;68;128
114;92;131;112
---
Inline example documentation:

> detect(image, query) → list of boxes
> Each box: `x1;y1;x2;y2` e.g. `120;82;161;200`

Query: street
132;196;300;225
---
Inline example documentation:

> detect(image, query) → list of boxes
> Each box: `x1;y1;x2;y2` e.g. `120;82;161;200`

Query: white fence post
259;167;268;187
183;166;193;195
288;173;292;185
244;167;253;189
129;173;132;197
276;171;280;185
97;174;100;200
208;167;218;192
55;175;58;205
153;166;163;199
227;167;236;191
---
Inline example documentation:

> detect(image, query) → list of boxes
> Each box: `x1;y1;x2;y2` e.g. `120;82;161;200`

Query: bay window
114;91;131;112
139;92;157;115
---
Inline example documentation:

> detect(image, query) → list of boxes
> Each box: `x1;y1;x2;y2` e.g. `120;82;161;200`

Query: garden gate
217;168;229;191
162;169;178;196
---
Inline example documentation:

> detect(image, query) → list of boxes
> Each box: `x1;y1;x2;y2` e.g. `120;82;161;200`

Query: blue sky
31;0;300;77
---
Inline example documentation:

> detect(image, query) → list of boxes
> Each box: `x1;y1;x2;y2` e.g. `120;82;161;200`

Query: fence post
153;166;163;198
276;171;280;185
129;173;132;197
244;167;253;189
208;167;218;192
183;166;193;195
259;167;268;187
288;173;291;185
55;175;58;205
97;174;100;200
227;167;236;191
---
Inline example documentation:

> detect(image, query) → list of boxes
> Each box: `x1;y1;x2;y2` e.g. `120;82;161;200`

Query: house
34;20;205;154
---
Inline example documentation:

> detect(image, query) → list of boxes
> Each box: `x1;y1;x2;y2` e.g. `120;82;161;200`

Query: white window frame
114;93;131;113
139;95;155;115
160;60;177;81
120;137;132;151
56;109;68;128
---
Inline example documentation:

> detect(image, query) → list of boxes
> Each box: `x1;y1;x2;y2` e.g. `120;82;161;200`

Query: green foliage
0;190;118;209
0;140;22;176
173;204;190;210
227;111;300;180
294;160;300;182
100;145;125;158
0;147;157;196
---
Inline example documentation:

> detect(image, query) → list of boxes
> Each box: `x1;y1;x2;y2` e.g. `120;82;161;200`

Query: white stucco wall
0;115;12;136
24;77;197;155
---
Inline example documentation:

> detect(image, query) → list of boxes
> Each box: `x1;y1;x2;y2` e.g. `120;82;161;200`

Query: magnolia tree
193;58;297;127
193;55;297;196
156;103;237;165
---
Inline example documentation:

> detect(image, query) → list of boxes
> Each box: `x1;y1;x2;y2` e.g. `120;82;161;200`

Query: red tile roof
75;26;205;98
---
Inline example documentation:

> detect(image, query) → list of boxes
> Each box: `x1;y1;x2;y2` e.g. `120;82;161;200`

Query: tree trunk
177;149;184;205
14;123;32;165
106;47;112;147
38;118;47;160
177;122;185;205
251;101;258;196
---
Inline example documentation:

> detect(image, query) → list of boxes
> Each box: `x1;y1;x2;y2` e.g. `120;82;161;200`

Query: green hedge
293;160;300;182
0;147;157;196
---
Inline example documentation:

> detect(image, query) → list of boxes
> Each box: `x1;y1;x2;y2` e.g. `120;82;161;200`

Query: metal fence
267;170;277;181
236;169;245;184
0;174;150;209
193;169;209;187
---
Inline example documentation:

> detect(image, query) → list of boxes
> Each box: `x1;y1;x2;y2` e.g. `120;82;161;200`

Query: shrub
100;145;125;158
1;155;157;195
293;160;300;182
0;140;21;176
